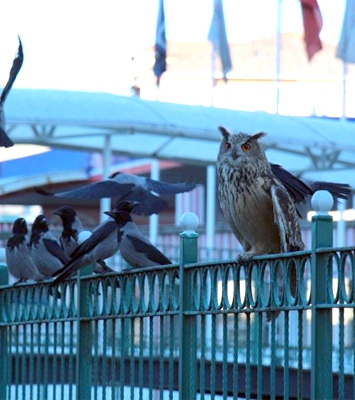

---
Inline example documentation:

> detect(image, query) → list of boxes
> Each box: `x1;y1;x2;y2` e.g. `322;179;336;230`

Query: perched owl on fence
216;126;305;262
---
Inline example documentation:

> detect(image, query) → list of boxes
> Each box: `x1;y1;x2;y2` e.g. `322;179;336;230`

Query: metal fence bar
0;266;8;400
76;267;92;400
1;193;355;399
178;213;199;400
311;208;334;399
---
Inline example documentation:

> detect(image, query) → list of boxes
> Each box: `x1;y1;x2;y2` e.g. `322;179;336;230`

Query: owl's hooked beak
231;148;239;160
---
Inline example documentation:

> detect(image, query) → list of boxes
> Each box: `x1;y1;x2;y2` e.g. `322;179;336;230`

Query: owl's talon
236;252;254;263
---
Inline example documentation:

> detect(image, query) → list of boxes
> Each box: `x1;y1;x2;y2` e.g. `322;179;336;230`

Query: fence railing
0;191;354;399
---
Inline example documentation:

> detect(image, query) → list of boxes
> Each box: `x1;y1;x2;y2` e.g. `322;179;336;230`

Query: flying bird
0;36;24;148
30;214;69;278
53;206;87;258
6;218;44;283
35;171;197;215
107;201;172;269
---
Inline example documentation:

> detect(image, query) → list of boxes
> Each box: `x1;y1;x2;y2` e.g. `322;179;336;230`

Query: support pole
179;212;199;400
100;135;112;221
206;165;216;259
337;199;346;247
76;266;93;400
0;267;8;400
275;0;282;114
210;49;216;107
341;61;347;120
149;159;160;245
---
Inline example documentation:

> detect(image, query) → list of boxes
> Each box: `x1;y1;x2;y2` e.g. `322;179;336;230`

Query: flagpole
341;61;347;120
208;0;232;107
210;48;216;107
275;0;282;114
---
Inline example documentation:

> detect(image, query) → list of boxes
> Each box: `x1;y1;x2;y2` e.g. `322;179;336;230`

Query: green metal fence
0;207;354;399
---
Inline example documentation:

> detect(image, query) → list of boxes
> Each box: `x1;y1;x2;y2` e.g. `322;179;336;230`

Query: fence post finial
180;212;199;236
311;189;334;215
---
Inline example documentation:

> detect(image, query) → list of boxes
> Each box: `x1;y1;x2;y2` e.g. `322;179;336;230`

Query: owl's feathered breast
217;158;281;250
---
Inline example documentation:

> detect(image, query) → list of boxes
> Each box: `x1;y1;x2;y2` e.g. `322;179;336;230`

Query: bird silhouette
0;36;24;148
53;206;87;258
107;201;172;269
29;215;69;278
6;218;44;283
51;203;133;284
35;171;196;215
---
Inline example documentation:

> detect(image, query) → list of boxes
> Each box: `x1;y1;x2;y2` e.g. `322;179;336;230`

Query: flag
153;0;166;86
336;0;355;63
208;0;232;82
300;0;323;61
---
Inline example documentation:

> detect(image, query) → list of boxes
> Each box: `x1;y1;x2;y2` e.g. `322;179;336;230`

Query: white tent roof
5;89;355;185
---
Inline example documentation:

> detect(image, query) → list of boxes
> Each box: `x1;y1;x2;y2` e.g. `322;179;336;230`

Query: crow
0;36;24;148
106;201;172;269
53;206;87;258
6;217;44;283
29;215;69;278
35;171;196;215
51;204;133;284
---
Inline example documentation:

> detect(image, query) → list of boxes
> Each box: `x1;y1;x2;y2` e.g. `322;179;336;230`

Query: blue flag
153;0;166;86
336;0;355;63
208;0;232;82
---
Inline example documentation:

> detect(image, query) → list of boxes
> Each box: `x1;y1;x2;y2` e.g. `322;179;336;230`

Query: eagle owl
216;126;305;261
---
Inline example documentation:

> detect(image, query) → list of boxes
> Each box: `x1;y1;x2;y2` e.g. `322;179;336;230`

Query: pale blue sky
0;0;346;95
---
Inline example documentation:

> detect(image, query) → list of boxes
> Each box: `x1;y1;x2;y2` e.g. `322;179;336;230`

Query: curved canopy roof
5;89;355;183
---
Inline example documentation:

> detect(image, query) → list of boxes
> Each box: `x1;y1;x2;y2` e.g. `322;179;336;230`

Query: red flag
300;0;323;61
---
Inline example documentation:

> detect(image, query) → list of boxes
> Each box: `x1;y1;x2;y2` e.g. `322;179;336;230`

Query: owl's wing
221;205;252;252
270;184;305;253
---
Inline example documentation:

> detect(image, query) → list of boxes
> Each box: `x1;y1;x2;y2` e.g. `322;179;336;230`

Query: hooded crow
35;171;197;215
51;203;134;284
106;201;172;269
30;215;69;278
53;206;87;258
6;218;44;283
0;36;24;148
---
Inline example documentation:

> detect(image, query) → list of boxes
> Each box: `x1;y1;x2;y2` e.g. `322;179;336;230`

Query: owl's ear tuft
218;126;231;140
250;132;267;141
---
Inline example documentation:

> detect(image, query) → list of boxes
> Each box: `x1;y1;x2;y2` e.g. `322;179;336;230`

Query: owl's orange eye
224;142;231;151
241;143;251;152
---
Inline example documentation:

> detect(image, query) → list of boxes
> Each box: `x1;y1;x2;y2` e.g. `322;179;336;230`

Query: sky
0;0;347;96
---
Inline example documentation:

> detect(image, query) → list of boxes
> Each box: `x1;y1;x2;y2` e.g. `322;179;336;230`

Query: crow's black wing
1;36;24;104
145;178;196;195
69;221;118;259
43;239;68;264
127;234;172;265
52;221;119;280
0;126;14;148
36;181;134;199
117;188;168;215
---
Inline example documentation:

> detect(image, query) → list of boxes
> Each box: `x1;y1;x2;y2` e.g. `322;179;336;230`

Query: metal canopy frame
3;88;355;247
4;89;355;183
